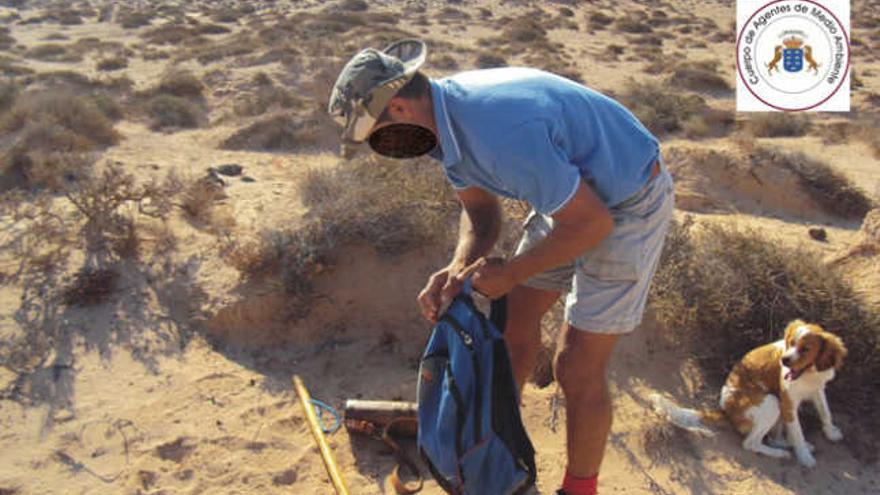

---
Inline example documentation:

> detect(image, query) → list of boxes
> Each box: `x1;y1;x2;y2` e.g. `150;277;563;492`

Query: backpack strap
489;296;507;335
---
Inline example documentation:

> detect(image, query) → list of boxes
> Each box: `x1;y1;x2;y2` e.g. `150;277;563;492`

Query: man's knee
554;346;608;397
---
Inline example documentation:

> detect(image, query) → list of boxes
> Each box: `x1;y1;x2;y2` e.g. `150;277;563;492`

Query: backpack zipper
440;314;482;444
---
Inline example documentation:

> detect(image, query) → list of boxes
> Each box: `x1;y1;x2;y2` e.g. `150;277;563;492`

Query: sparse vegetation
220;114;331;152
746;113;811;137
96;55;129;71
650;218;880;459
475;52;507;69
146;94;202;130
667;61;731;93
24;43;81;63
224;155;457;302
750;146;873;219
619;80;713;135
0;91;120;189
156;70;204;99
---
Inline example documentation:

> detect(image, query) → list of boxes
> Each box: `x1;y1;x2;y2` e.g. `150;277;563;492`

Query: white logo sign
737;0;850;111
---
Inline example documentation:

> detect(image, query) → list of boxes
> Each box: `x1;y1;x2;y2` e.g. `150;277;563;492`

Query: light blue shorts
514;169;675;334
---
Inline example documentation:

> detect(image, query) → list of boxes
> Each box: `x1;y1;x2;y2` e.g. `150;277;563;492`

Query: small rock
241;176;256;183
808;227;827;242
53;409;75;423
214;164;243;176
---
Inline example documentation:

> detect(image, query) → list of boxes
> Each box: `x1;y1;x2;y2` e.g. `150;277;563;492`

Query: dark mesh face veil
367;124;437;159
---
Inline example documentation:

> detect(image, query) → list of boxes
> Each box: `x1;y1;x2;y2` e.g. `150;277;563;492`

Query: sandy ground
0;1;878;494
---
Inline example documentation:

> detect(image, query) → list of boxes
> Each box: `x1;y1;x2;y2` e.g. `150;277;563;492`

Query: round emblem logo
737;0;850;111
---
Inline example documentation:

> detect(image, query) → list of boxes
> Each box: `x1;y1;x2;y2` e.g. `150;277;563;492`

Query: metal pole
293;375;350;495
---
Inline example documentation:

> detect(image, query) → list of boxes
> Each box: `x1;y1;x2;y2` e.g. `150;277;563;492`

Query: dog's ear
784;320;803;347
816;333;847;372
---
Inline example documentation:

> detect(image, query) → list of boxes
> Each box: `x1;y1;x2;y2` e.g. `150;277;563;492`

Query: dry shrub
618;80;711;136
147;95;202;130
232;74;304;117
615;12;652;33
226;156;457;300
177;32;259;65
117;7;154;29
750;146;872;219
650;218;880;460
220;113;333;152
0;92;120;189
475;52;507;69
0;81;19;111
587;11;615;30
2;92;120;147
96;55;128;72
667;62;731;93
0;25;16;49
141;24;204;46
24;43;81;63
0;55;33;77
179;176;225;224
746;112;811;137
65;164;177;262
681;108;735;139
156;70;204;99
196;23;231;35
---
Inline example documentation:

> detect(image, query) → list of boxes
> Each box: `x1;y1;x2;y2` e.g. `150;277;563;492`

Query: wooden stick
344;400;418;437
293;375;350;495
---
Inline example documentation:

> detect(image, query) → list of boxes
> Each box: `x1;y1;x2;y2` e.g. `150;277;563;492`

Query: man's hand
417;265;465;322
417;261;494;321
457;257;518;300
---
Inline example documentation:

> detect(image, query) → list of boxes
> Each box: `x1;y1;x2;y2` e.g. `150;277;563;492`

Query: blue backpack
417;282;537;495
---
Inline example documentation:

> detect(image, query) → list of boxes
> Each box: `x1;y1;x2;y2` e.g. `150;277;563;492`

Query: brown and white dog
651;320;847;468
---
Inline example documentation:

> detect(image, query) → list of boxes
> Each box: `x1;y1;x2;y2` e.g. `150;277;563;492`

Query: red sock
561;469;598;495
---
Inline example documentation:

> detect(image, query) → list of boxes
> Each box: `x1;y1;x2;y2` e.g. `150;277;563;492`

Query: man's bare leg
554;324;619;478
504;285;560;394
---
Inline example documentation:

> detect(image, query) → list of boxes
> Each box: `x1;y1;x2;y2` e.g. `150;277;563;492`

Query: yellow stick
293;375;350;495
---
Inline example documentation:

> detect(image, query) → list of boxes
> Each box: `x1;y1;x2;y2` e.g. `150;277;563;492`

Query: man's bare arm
506;179;612;284
448;186;502;273
416;186;501;320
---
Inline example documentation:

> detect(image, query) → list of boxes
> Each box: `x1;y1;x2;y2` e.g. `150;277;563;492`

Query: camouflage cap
328;39;427;143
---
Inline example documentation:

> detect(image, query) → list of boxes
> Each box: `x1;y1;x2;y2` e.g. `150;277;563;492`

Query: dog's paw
767;436;789;449
824;425;843;442
795;448;817;469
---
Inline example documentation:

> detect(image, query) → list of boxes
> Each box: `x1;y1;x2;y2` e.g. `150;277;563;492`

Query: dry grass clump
750;146;873;219
650;218;880;459
615;11;652;33
0;91;120;189
96;55;128;72
232;73;304;117
177;32;259;65
0;26;16;50
667;61;731;93
225;155;457;300
0;55;33;77
745;113;811;137
117;7;154;29
141;24;205;46
475;52;507;69
139;70;206;131
146;95;202;131
618;80;715;136
220;113;333;152
24;43;81;63
155;70;204;98
587;11;615;30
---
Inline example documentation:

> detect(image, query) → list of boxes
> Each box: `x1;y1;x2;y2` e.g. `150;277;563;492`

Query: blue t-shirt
428;68;659;214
